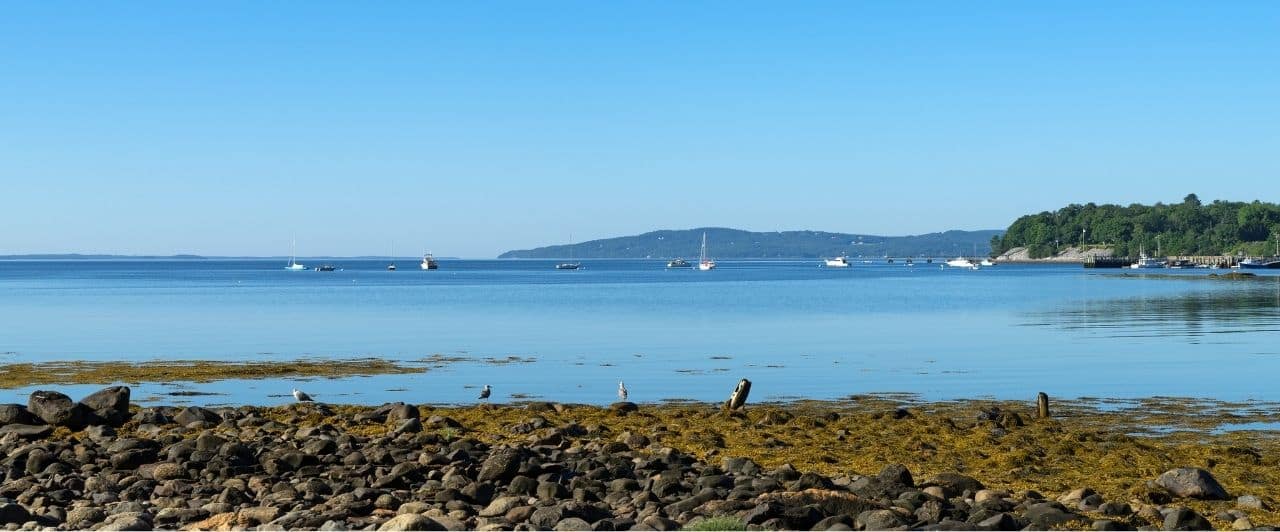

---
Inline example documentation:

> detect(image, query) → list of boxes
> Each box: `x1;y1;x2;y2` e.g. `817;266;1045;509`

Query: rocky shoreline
1;387;1277;531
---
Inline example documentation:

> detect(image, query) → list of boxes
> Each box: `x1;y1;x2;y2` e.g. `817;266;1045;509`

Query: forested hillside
993;194;1280;258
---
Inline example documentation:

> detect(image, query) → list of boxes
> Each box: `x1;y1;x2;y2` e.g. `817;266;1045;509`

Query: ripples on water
1;260;1279;405
1027;281;1280;341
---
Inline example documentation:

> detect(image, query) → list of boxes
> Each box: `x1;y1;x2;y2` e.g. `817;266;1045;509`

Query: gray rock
0;404;36;425
394;418;423;435
553;517;593;531
79;386;131;423
174;406;222;426
0;424;52;439
477;447;522;482
1093;519;1133;531
378;513;445;531
923;472;985;497
1163;507;1212;531
479;496;526;518
65;507;107;529
27;390;81;426
1024;502;1086;530
857;509;907;530
1238;494;1269;510
0;503;31;525
1155;468;1230;500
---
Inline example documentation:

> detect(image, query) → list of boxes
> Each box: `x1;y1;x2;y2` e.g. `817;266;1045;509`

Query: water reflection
1028;282;1280;341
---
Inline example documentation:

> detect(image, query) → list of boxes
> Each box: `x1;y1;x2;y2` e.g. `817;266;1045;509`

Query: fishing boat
1240;235;1280;269
824;256;850;268
556;235;581;270
666;258;691;268
698;232;716;271
1130;245;1166;269
284;239;306;271
420;252;439;270
314;264;336;272
1239;258;1280;269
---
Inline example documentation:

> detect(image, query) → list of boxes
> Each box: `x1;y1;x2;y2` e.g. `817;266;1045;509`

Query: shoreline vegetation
0;359;427;389
0;389;1277;530
994;194;1280;260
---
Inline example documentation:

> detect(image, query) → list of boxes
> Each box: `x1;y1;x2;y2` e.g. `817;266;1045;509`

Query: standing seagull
478;384;491;401
292;388;314;402
617;380;628;401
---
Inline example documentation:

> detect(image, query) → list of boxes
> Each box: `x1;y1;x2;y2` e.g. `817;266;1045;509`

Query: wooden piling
1037;392;1050;419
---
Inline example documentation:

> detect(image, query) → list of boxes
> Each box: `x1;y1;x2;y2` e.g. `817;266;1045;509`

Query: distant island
499;227;1001;259
993;194;1280;259
0;254;209;260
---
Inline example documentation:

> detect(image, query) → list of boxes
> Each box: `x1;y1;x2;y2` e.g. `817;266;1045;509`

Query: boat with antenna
284;238;306;271
556;235;581;270
1239;234;1280;269
420;251;439;270
698;232;716;271
387;243;397;271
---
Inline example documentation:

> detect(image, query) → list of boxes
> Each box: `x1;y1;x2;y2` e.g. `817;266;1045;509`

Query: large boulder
0;404;37;425
1155;468;1230;500
28;390;84;427
477;447;523;482
0;424;53;439
79;386;131;424
174;406;222;426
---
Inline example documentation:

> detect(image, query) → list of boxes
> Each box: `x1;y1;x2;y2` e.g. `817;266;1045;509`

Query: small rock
1155;468;1230;500
1238;495;1268;510
378;514;444;531
1163;507;1212;531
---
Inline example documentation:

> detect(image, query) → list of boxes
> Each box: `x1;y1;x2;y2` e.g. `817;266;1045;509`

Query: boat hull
1240;261;1280;269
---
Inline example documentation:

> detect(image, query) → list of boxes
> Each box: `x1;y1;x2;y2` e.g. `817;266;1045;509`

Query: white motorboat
946;257;975;268
824;256;850;268
420;252;439;270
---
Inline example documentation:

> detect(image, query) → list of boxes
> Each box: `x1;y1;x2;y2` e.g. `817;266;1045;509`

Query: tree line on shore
992;194;1280;259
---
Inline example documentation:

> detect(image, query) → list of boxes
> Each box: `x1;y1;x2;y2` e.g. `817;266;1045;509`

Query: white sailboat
284;238;306;271
698;232;716;271
556;234;581;270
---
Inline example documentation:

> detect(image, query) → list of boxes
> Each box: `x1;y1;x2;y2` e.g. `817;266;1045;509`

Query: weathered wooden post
1037;392;1051;419
724;378;752;411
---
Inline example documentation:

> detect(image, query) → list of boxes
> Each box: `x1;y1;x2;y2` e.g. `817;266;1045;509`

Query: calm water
1;259;1278;406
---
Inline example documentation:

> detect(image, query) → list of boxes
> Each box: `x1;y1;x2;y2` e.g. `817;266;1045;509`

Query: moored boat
285;238;306;271
420;253;439;270
824;256;850;268
667;258;691;268
697;232;716;271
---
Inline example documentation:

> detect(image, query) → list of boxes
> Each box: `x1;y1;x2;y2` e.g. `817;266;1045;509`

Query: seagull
292;388;314;402
617;380;628;401
478;384;491;400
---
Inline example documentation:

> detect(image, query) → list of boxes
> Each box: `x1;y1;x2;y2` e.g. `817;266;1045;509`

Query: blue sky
2;2;1277;257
